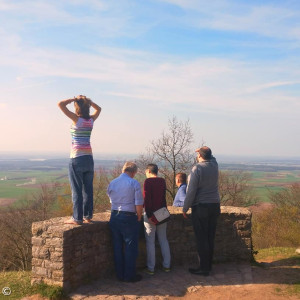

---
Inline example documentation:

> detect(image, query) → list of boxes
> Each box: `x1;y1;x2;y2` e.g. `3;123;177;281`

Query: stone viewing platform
31;206;252;292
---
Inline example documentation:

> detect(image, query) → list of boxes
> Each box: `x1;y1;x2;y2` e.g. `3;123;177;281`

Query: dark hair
199;146;212;160
176;172;187;184
146;163;158;175
74;98;90;120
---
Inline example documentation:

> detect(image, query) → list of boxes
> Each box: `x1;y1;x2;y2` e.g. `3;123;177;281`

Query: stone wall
31;206;252;291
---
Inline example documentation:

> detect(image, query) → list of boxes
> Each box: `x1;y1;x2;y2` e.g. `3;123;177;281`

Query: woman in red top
143;164;171;275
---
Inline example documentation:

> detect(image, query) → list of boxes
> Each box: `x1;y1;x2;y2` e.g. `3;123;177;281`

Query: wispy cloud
0;39;299;115
161;0;300;42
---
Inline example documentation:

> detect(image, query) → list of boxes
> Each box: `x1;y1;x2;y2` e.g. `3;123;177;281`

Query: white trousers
144;214;171;272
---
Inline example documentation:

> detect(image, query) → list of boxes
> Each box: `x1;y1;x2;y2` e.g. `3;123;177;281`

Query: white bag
150;207;170;224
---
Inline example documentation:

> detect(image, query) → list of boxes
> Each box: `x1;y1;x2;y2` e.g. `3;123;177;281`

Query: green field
0;169;69;206
250;170;300;202
1;167;299;206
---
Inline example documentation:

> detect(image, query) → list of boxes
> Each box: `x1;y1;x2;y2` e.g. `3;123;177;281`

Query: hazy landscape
1;154;299;208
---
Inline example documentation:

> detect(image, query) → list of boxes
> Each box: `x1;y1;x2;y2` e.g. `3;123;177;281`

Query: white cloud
161;0;300;41
0;40;299;115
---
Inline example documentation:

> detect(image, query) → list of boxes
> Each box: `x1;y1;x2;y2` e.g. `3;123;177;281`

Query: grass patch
0;271;67;300
288;282;300;296
254;247;300;267
255;247;299;261
255;247;297;259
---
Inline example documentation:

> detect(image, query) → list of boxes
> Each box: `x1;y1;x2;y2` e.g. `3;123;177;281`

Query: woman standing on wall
58;95;101;225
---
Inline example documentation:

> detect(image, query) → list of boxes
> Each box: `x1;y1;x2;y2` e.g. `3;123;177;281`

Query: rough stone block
31;206;252;292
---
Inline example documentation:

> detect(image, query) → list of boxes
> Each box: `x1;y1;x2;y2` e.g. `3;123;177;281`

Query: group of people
58;96;221;283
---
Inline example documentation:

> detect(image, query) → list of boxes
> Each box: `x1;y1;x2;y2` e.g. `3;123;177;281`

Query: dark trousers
191;203;220;272
109;211;140;281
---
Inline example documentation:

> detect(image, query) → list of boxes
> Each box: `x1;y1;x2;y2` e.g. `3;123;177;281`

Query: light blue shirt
107;173;144;213
173;184;187;207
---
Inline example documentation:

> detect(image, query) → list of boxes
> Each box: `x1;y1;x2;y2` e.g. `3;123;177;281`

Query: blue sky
0;0;299;157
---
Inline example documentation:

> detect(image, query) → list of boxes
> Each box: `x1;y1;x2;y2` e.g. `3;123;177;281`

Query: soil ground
170;263;300;300
0;198;16;206
69;254;300;300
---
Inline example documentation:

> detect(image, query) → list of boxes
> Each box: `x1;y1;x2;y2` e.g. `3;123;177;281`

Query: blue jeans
68;155;94;222
109;211;140;281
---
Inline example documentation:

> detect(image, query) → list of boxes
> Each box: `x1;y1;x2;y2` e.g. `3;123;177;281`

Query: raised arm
57;98;78;123
90;101;102;121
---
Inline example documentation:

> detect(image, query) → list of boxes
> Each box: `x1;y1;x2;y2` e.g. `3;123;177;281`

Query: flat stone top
32;206;251;236
168;205;251;216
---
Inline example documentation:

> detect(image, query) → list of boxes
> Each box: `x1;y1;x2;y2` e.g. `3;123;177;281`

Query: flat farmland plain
1;157;300;207
251;170;300;202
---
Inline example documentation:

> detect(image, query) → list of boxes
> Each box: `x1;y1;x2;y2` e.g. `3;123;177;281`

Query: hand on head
75;95;91;106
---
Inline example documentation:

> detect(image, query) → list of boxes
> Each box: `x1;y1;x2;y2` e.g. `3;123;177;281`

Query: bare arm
90;101;102;121
57;98;78;123
136;205;143;221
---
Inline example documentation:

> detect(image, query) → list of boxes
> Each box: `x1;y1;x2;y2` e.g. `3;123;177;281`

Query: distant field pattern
0;158;299;206
251;171;300;202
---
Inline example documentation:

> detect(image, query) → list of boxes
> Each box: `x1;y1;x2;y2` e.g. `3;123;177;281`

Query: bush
252;183;300;249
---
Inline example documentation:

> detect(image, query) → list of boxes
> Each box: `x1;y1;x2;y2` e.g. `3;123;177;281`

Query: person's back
70;117;94;158
57;95;101;225
193;157;219;204
107;162;144;283
108;173;141;212
183;146;221;276
143;164;171;275
144;177;166;217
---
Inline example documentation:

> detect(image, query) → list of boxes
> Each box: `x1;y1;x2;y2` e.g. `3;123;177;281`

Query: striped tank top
70;117;94;158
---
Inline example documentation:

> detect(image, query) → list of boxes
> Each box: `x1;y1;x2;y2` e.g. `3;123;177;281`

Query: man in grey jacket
183;146;220;276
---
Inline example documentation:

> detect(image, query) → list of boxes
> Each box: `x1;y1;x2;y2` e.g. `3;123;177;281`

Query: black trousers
191;203;220;272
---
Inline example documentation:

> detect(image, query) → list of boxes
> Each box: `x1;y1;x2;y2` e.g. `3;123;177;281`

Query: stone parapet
31;206;252;291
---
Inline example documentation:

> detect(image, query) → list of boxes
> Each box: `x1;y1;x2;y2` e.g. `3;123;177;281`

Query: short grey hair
122;161;138;174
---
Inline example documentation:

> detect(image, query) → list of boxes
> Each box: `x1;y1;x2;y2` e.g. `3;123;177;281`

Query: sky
0;0;299;158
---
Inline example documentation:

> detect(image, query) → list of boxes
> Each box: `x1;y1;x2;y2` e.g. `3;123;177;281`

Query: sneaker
143;268;154;275
162;267;171;273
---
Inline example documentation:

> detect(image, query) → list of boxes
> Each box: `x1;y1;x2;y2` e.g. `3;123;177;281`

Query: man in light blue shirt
107;162;144;282
173;172;187;207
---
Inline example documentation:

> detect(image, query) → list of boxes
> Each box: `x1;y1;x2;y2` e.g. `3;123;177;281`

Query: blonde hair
122;162;138;174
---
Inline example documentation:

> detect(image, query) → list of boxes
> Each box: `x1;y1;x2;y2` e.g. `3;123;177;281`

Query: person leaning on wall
143;163;171;275
183;146;221;276
173;172;187;207
107;162;144;283
58;95;101;225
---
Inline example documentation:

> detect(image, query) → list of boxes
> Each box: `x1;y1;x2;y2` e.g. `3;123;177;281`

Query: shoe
143;268;154;275
124;274;143;282
162;267;171;273
83;218;92;224
189;268;209;276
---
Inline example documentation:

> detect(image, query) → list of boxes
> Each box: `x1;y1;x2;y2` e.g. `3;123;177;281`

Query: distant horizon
1;151;300;164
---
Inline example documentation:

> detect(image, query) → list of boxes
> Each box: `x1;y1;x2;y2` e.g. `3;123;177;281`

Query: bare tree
31;182;60;219
138;116;194;204
92;163;125;212
218;170;258;207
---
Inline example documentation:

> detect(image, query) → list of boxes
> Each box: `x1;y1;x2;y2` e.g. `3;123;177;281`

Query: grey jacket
183;156;220;213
